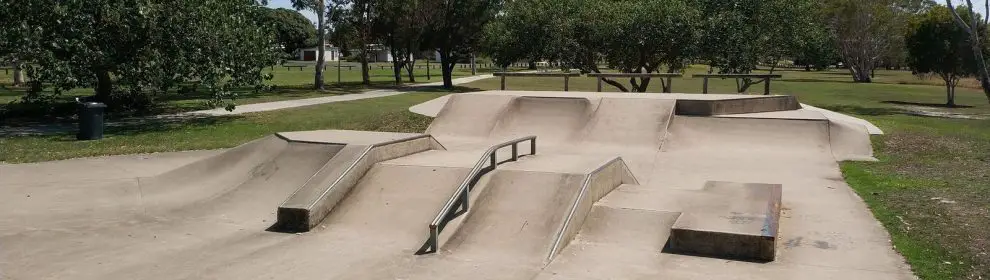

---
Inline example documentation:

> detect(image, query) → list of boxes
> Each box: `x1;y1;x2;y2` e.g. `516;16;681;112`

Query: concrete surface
1;90;916;280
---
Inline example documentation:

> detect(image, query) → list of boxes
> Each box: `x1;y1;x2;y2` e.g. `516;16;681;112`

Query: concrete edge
546;157;637;262
675;96;800;116
274;134;442;232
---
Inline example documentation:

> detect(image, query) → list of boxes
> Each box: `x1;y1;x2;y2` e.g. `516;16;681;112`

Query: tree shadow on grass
779;78;855;84
817;104;904;116
42;114;244;141
881;100;973;109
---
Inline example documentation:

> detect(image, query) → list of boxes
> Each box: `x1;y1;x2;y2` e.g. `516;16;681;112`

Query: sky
267;0;318;23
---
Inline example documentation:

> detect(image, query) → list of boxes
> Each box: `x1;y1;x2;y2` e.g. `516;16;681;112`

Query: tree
946;0;990;104
372;0;427;85
0;0;280;111
291;0;346;90
826;0;904;83
481;0;572;69
265;8;318;56
906;6;979;107
422;0;501;89
334;0;375;86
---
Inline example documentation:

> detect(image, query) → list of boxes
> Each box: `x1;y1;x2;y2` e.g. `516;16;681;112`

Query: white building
295;45;341;62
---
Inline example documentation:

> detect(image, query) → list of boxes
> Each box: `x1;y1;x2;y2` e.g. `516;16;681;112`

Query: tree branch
947;0;974;33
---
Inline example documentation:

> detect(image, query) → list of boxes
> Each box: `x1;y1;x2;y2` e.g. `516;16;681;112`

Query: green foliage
481;0;574;68
906;5;979;106
421;0;501;88
0;0;281;112
265;8;318;56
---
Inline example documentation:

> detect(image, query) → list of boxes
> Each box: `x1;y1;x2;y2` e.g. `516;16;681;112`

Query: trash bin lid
82;102;107;108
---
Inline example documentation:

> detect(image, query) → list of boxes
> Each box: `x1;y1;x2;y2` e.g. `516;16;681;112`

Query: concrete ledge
274;134;444;232
548;157;638;261
675;96;800;116
667;181;782;262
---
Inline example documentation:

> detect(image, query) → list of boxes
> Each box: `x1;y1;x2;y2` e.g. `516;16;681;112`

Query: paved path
0;74;493;137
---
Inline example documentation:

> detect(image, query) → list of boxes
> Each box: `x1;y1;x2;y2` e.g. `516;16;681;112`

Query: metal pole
511;144;518;161
337;56;341;84
702;77;709;94
427;59;431;80
500;75;506;90
470;54;477;75
764;78;771;95
530;139;536;155
564;76;569;91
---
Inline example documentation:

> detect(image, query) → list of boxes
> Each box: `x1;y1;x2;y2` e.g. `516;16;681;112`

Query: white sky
267;0;318;24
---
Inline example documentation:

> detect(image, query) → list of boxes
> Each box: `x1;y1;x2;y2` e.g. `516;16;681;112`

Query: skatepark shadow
881;100;974;109
660;240;773;264
50;115;243;141
816;104;903;116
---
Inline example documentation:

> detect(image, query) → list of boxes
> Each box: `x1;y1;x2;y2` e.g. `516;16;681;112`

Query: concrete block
676;96;800;116
667;181;782;262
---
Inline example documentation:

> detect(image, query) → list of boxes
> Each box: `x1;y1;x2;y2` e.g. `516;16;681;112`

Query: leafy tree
946;0;990;104
334;0;375;85
480;0;572;69
372;0;429;84
265;8;318;56
906;6;978;107
826;0;904;83
0;0;280;111
422;0;501;88
291;0;346;90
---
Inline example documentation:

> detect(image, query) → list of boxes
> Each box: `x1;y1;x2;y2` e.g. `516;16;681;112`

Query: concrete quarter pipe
1;91;915;280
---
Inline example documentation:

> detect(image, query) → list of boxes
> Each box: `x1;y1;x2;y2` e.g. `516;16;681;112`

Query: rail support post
596;77;603;92
764;78;771;95
564;76;570;91
702;77;709;94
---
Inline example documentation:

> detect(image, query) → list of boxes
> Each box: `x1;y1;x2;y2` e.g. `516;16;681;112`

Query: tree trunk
849;66;872;83
527;60;537;70
946;83;956;107
95;68;113;102
969;30;990;103
360;46;370;86
12;63;24;86
439;49;453;89
405;47;416;83
314;1;326;91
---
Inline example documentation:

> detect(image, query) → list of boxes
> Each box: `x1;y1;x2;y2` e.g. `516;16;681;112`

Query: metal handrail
415;135;537;255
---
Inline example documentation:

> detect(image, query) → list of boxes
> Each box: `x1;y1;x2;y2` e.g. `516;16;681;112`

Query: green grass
0;91;446;163
0;62;482;124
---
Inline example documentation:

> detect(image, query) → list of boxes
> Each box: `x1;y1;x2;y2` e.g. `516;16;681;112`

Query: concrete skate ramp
664;116;830;157
536;206;681;280
440;170;585;264
491;96;598;143
137;135;342;212
579;97;676;148
2;136;342;280
276;134;441;232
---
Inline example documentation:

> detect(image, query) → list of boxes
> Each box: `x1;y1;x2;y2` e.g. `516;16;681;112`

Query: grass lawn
1;65;987;279
0;62;484;125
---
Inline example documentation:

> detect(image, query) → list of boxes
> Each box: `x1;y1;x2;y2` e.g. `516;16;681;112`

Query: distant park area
1;0;989;279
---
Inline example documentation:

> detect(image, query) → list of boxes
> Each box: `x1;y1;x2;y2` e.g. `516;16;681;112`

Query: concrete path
0;74;493;137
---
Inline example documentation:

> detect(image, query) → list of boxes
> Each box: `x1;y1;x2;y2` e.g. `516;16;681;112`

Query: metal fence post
564;76;570;91
764;78;771;95
596;77;603;92
500;75;506;90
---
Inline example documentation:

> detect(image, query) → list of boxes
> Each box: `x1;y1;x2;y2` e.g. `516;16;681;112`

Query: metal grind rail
415;136;538;255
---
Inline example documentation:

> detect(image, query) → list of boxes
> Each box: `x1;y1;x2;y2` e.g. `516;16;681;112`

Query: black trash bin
77;99;107;140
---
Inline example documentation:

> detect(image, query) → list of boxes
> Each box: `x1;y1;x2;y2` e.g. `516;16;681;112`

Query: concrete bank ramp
1;134;345;280
427;93;676;148
421;155;637;273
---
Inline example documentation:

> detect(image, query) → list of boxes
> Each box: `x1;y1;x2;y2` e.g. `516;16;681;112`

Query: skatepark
1;90;917;279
